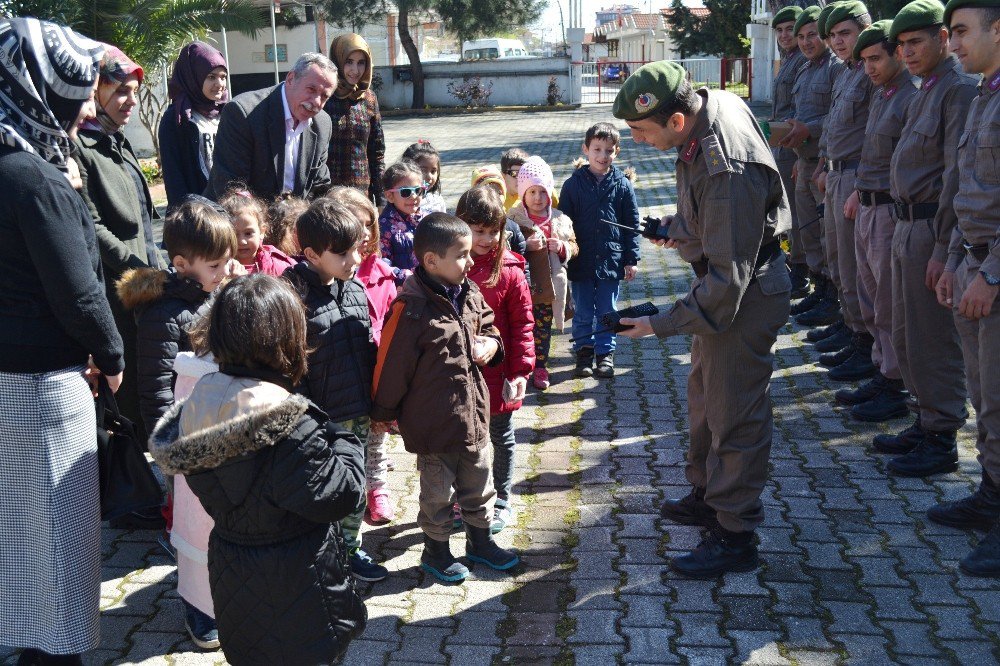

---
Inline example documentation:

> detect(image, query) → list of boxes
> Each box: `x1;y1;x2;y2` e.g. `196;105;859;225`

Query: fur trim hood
116;267;207;311
149;393;310;476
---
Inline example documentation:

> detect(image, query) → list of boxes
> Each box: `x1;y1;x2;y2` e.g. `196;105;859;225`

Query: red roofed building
592;8;710;62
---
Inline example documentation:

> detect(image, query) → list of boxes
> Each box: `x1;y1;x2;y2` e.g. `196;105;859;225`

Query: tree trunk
397;6;424;109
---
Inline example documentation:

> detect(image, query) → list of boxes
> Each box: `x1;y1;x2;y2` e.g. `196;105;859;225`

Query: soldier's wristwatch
981;270;1000;287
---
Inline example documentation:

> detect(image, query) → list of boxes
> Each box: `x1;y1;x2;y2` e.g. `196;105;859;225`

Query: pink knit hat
517;156;555;207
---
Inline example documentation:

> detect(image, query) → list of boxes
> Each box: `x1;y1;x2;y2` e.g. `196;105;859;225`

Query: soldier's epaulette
701;134;732;176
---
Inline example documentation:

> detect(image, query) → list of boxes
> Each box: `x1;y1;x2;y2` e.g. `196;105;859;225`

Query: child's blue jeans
571;278;621;355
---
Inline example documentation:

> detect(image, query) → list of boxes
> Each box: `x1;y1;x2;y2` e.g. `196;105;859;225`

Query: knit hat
853;19;894;60
612;60;687;121
826;1;871;35
471;165;507;199
890;0;945;41
944;0;999;26
794;5;823;37
818;2;844;38
517;156;554;208
772;5;804;27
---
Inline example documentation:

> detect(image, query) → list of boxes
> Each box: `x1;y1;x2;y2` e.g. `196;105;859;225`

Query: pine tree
665;0;704;59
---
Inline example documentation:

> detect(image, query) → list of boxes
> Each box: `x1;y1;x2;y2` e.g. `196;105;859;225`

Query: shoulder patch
883;84;897;99
922;74;938;91
701;134;732;175
679;138;700;163
989;71;1000;92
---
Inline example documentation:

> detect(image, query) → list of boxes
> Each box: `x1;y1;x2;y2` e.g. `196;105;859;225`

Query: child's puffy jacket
357;253;397;346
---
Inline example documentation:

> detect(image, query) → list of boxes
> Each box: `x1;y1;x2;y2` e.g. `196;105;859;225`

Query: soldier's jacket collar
808;47;833;67
883;68;916;99
921;54;959;91
678;89;712;165
983;68;1000;96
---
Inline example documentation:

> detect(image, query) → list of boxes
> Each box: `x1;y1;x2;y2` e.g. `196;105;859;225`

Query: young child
149;274;367;665
471;165;530;269
218;187;296;276
403;140;447;214
500;148;530;212
456;186;534;533
507;156;578;390
379;160;425;284
282;198;388;582
325;185;397;524
116;195;238;648
265;192;308;257
558;122;641;379
371;213;519;583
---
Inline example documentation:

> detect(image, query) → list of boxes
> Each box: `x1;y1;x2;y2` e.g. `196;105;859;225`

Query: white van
462;38;531;61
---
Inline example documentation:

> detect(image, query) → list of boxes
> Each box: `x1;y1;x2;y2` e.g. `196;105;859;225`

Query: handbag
95;377;164;521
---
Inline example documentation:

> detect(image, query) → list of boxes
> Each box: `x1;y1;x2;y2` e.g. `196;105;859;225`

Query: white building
592;8;711;62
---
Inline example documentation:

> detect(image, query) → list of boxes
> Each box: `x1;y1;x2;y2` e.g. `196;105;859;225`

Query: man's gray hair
290;52;338;78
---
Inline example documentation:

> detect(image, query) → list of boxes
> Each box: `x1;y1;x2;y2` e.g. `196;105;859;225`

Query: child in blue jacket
558;122;641;379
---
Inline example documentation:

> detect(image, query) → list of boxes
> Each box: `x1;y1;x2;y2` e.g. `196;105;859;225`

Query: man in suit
205;52;336;201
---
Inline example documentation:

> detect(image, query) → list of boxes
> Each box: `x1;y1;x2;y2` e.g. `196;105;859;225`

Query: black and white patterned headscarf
0;18;104;167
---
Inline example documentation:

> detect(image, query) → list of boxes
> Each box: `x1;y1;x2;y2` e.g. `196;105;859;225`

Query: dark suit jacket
204;84;332;201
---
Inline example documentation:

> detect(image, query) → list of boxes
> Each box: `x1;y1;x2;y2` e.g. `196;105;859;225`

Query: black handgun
601;216;670;241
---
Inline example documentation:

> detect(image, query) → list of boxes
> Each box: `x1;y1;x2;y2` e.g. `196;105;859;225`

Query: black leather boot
806;317;844;342
836;373;887;406
796;281;841;326
887;429;958;477
819;343;855;367
574;346;594;377
669;525;759;578
789;262;810;298
959;519;1000;578
814;324;853;353
927;472;1000;531
660;486;715;526
872;418;924;454
420;534;469;582
850;378;908;422
465;524;519;570
791;274;826;316
828;333;876;382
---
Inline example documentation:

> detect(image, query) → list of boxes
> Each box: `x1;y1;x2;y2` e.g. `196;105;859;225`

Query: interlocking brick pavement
3;104;999;665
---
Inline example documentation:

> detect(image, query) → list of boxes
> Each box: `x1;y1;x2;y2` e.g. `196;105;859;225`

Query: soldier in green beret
927;0;1000;577
837;20;918;424
612;61;792;578
808;2;878;386
878;0;977;477
770;5;809;297
780;6;847;328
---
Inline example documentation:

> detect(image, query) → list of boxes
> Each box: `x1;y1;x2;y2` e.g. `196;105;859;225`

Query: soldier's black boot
660;487;715;526
420;535;469;583
836;372;887;406
927;471;1000;531
669;525;759;579
806;318;845;343
574;346;594;377
814;323;852;352
872;417;924;454
791;274;826;316
465;524;519;570
828;332;876;382
850;377;908;422
887;429;958;477
819;340;855;367
959;519;1000;578
789;262;810;298
796;281;841;326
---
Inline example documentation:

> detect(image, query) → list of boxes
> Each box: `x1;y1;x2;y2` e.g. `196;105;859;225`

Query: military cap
612;60;686;121
826;0;870;34
889;0;945;41
794;5;824;36
818;1;844;38
772;5;804;27
853;19;893;60
944;0;1000;26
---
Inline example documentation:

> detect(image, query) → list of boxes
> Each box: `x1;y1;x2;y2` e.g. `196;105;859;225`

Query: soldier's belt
858;190;893;207
691;240;782;284
827;159;860;172
892;201;939;222
963;241;989;262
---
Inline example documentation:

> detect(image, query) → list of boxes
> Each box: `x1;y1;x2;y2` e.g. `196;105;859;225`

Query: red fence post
747;57;753;100
720;58;728;91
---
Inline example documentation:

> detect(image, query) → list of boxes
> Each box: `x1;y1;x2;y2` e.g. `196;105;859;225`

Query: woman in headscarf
159;41;229;206
73;45;168;471
326;33;386;206
0;18;123;664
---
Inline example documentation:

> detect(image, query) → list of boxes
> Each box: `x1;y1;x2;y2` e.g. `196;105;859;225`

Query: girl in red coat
457;185;535;533
218;188;296;276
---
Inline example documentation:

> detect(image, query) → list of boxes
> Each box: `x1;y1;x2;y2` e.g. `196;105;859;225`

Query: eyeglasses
388;185;427;199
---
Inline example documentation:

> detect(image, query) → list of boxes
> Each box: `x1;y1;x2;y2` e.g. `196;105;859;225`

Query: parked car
602;63;630;83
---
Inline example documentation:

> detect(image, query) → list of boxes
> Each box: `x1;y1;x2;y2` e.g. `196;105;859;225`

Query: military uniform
887;53;976;471
772;46;807;267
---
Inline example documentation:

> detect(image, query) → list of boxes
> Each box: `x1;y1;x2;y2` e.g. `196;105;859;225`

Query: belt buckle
892;202;904;219
963;242;975;251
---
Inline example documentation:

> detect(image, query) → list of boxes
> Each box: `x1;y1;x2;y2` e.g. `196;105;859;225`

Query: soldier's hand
617;316;654;338
958;273;999;320
925;258;946;292
624;265;638;281
843;190;859;220
791;162;798;182
936;271;954;308
779;120;809;148
814;171;827;195
649;216;678;248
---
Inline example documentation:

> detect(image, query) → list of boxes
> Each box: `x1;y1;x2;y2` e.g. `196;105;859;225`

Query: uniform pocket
837;88;866;124
756;261;792;295
912;112;939;137
810;82;831;107
975;127;1000;185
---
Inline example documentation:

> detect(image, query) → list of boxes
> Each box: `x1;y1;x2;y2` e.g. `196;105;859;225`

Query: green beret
794;5;823;36
889;0;945;41
944;0;999;26
612;61;686;122
853;19;893;60
818;1;844;38
772;5;804;27
826;0;870;34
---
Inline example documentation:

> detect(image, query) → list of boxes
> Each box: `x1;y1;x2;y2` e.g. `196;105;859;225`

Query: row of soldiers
769;0;999;576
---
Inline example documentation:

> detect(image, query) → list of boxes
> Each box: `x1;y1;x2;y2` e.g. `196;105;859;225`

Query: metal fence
580;58;751;104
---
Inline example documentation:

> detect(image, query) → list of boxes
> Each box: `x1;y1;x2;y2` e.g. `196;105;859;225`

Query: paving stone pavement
4;104;999;665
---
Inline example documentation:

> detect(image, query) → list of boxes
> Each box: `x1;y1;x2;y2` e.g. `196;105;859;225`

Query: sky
536;0;705;35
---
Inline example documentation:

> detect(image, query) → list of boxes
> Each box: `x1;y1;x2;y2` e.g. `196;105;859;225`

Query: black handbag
95;377;163;521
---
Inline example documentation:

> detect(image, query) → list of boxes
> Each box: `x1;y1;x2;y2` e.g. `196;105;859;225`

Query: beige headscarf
330;33;372;102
